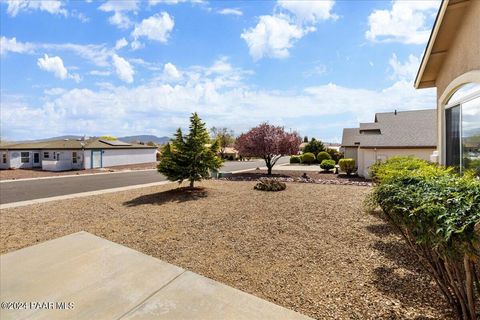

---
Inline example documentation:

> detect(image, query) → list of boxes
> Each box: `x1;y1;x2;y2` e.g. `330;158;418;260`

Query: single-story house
0;138;157;171
414;0;479;174
341;109;437;178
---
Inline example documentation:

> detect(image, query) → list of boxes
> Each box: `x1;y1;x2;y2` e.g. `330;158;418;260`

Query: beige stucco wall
435;0;480;164
343;147;358;164
357;148;436;178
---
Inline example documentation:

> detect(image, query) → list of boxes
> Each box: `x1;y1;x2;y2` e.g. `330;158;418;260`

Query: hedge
366;157;480;319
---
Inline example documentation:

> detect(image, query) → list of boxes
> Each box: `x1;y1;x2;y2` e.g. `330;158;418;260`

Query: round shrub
290;155;301;164
320;159;336;172
301;152;316;164
339;158;356;175
317;151;332;163
254;179;286;192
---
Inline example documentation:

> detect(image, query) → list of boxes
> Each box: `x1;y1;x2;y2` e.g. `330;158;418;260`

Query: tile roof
341;109;437;148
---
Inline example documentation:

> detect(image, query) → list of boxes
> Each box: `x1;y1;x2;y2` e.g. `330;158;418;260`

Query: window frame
72;152;77;164
2;152;6;164
20;152;30;163
444;88;480;173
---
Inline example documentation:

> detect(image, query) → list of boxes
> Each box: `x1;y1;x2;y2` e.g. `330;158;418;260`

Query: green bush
338;158;356;175
326;148;343;163
317;151;331;163
254;179;286;192
366;157;480;318
320;159;336;172
301;152;316;164
302;138;325;155
290;155;301;164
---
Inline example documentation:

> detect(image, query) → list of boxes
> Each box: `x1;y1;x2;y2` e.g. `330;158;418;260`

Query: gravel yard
0;180;452;319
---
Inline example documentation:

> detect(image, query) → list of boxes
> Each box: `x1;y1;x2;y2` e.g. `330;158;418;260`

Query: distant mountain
118;135;170;145
9;135;170;145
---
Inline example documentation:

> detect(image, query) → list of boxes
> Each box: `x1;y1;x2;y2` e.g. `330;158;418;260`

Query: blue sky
1;0;440;142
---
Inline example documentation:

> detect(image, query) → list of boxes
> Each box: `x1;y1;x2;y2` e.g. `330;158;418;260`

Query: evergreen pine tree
158;113;223;188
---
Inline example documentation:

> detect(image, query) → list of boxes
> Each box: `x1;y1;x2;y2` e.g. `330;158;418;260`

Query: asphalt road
0;157;289;204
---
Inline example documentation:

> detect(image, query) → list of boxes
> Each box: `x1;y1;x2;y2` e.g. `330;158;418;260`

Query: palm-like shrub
320;159;336;172
339;158;356;175
317;151;331;163
301;152;316;164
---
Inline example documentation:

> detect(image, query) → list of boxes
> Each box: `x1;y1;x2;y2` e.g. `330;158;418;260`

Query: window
2;152;6;164
72;152;77;164
445;83;480;176
43;152;49;159
21;152;30;163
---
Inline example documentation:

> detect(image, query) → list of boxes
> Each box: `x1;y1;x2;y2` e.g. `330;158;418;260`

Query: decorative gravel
0;181;451;319
222;170;372;187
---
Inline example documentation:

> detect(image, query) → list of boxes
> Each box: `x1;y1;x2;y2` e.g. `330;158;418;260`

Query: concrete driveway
0;232;311;320
0;157;289;204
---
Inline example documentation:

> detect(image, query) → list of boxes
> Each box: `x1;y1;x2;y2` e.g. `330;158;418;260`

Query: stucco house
341;109;437;178
414;0;479;174
0;138;157;171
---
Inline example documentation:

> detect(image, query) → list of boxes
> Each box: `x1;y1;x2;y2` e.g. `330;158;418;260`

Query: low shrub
254;179;286;192
366;157;480;319
317;151;331;163
301;152;316;164
326;148;343;163
339;158;356;175
320;159;336;172
290;155;301;164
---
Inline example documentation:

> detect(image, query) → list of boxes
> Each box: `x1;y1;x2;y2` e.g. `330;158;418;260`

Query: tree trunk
267;165;272;175
190;180;194;188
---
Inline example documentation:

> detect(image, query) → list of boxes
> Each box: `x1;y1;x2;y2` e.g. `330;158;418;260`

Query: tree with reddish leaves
235;123;301;175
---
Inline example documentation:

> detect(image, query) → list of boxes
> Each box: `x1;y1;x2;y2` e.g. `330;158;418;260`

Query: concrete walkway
0;232;312;320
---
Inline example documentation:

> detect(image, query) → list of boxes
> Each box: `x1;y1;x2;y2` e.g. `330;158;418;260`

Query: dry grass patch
0;180;452;319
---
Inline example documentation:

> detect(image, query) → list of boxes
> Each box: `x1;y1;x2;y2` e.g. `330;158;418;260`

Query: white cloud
277;0;337;23
218;8;243;16
241;1;337;60
90;70;112;76
109;12;133;29
241;15;309;61
389;53;421;81
5;0;67;17
149;0;204;5
37;54;68;79
112;54;134;83
115;38;129;50
2;58;436;141
98;0;139;12
98;0;138;29
132;12;175;44
0;36;34;55
42;43;113;67
163;62;181;80
366;0;440;44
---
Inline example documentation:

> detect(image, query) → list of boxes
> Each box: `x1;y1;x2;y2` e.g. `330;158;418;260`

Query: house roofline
414;0;449;89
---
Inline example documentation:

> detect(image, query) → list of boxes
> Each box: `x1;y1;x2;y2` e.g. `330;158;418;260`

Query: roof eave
414;0;449;89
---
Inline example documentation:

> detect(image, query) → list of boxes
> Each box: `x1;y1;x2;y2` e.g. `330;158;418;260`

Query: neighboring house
414;0;479;174
341;109;437;178
0;138;157;171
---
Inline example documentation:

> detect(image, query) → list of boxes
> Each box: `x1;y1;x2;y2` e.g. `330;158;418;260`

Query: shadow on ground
123;187;208;207
365;213;453;317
